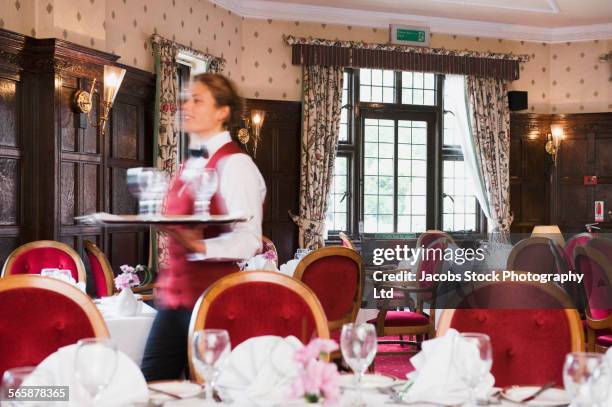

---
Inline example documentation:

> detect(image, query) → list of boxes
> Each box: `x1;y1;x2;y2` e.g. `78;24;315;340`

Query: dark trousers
140;307;192;381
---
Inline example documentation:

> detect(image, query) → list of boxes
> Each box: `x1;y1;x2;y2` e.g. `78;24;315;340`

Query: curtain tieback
288;211;325;234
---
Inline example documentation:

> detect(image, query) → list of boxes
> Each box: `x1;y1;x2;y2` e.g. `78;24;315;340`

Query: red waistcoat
156;141;244;309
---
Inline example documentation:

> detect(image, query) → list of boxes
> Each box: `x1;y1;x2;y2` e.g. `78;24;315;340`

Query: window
324;68;482;237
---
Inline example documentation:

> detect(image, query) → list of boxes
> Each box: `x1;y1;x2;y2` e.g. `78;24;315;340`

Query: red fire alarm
584;176;598;185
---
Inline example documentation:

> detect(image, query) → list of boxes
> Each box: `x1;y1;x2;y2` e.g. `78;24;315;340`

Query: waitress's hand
160;226;207;254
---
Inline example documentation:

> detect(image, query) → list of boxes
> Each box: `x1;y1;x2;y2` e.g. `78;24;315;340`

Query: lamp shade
531;225;565;247
103;65;126;105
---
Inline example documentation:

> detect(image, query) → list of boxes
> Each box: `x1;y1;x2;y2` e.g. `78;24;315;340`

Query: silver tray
76;212;249;226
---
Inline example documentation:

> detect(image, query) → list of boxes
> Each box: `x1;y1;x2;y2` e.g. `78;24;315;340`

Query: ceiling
215;0;612;41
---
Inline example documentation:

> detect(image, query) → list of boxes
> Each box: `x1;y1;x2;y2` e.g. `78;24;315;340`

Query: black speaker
508;91;528;111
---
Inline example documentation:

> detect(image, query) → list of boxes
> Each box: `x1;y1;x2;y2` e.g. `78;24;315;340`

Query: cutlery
147;386;182;400
519;382;556;403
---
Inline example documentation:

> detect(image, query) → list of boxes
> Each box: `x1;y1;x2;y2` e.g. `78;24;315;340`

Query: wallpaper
0;0;610;113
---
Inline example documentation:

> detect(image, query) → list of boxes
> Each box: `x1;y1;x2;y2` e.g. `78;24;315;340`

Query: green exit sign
390;25;430;47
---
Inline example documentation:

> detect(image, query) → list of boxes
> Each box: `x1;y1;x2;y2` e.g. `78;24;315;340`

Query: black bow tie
188;146;209;159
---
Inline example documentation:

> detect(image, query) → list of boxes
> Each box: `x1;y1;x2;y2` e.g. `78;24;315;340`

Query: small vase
115;287;139;317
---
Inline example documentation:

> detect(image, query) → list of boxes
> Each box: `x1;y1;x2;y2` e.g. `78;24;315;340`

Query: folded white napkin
40;269;87;293
279;259;300;277
30;343;148;406
242;255;278;272
217;335;303;406
403;328;495;405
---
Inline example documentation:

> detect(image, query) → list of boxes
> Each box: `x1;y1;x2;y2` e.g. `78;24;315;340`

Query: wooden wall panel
0;158;19;225
0;78;18;147
244;99;301;264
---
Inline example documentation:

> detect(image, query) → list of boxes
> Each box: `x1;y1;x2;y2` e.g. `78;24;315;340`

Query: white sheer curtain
444;75;493;228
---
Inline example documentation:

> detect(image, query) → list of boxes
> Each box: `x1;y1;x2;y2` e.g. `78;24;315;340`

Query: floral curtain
290;65;344;249
465;76;513;238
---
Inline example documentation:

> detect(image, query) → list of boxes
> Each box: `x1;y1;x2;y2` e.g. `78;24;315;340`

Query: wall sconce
73;65;126;136
237;109;266;157
545;124;564;165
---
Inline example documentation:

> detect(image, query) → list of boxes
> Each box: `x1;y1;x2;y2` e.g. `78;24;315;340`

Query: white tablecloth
96;296;157;366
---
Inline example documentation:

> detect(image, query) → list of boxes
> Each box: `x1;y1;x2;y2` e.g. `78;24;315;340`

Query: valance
151;34;225;73
284;35;530;81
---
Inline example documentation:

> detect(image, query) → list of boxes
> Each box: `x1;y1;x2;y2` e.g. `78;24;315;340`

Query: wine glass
1;366;53;407
192;169;218;216
74;338;118;405
564;352;604;407
452;333;492;407
340;323;377;405
191;329;231;401
126;167;168;215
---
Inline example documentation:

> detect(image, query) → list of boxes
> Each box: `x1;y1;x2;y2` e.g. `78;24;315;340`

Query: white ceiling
214;0;612;41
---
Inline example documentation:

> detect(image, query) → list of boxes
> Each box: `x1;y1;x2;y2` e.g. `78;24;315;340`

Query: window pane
442;159;478;232
402;71;437;106
325;155;349;233
360;69;396;103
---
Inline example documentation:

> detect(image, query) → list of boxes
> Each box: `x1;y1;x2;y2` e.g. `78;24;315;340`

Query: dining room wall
1;0;610;113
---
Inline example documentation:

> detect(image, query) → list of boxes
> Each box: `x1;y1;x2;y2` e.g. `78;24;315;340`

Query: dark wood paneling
511;112;612;233
0;77;18;147
0;158;19;225
244;99;301;264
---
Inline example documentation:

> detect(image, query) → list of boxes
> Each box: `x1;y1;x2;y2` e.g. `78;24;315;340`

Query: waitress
141;73;266;381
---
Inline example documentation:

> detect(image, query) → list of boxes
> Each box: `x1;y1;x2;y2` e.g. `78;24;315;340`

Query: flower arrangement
290;339;341;406
262;247;277;262
114;264;142;291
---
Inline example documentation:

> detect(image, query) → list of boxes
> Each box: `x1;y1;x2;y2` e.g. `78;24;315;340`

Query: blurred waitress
141;73;266;381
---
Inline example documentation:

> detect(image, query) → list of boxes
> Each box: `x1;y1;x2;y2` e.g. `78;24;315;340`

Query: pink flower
120;264;135;273
115;264;142;290
295;339;339;365
263;249;277;261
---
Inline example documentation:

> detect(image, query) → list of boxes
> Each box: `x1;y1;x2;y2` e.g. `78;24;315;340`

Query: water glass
564;352;605;407
192;169;218;216
340;323;377;405
191;329;231;401
126;167;168;215
1;366;52;407
74;338;118;405
589;358;611;407
452;333;492;407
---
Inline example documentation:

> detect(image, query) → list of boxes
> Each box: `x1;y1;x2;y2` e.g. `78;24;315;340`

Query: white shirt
186;131;266;261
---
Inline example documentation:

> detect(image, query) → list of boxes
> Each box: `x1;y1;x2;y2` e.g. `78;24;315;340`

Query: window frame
326;70;485;241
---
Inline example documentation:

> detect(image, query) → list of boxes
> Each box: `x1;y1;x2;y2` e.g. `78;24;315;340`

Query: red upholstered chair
564;233;593;269
83;240;114;298
0;275;108;378
1;240;86;283
338;232;356;250
369;231;455;353
507;237;567;276
574;243;612;352
293;246;362;359
188;271;330;383
437;280;584;387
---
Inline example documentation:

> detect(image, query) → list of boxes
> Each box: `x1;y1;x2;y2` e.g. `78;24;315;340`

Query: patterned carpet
373;336;418;379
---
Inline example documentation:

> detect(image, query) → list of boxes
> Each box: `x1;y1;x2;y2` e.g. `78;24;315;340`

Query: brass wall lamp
237;109;266;157
73;65;126;136
545;124;564;165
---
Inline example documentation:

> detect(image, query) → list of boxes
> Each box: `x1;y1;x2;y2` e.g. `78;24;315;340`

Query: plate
148;380;202;402
339;374;397;390
501;386;571;406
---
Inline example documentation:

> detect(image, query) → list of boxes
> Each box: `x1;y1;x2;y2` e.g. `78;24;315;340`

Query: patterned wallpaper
1;0;610;113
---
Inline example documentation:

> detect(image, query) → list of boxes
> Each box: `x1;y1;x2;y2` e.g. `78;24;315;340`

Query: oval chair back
507;237;567;276
574;245;612;318
564;233;593;269
83;240;115;297
0;275;108;377
1;240;86;283
414;231;455;303
437;280;583;387
188;271;329;383
293;247;362;334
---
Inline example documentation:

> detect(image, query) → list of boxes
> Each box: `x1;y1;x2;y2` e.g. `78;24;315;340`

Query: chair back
188;271;329;382
83;240;115;297
338;232;356;250
294;247;362;332
574;244;612;320
438;281;583;387
2;240;86;283
506;237;567;275
0;275;108;377
414;231;455;297
564;233;593;269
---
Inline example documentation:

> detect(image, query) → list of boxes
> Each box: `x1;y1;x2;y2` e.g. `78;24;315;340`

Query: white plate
501;386;571;406
339;374;397;389
148;381;202;402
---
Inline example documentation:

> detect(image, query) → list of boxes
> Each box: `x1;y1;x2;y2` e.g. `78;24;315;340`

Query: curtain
290;65;344;249
151;39;179;271
465;76;513;238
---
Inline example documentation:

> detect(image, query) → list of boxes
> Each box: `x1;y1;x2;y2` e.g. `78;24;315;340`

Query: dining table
95;295;157;366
